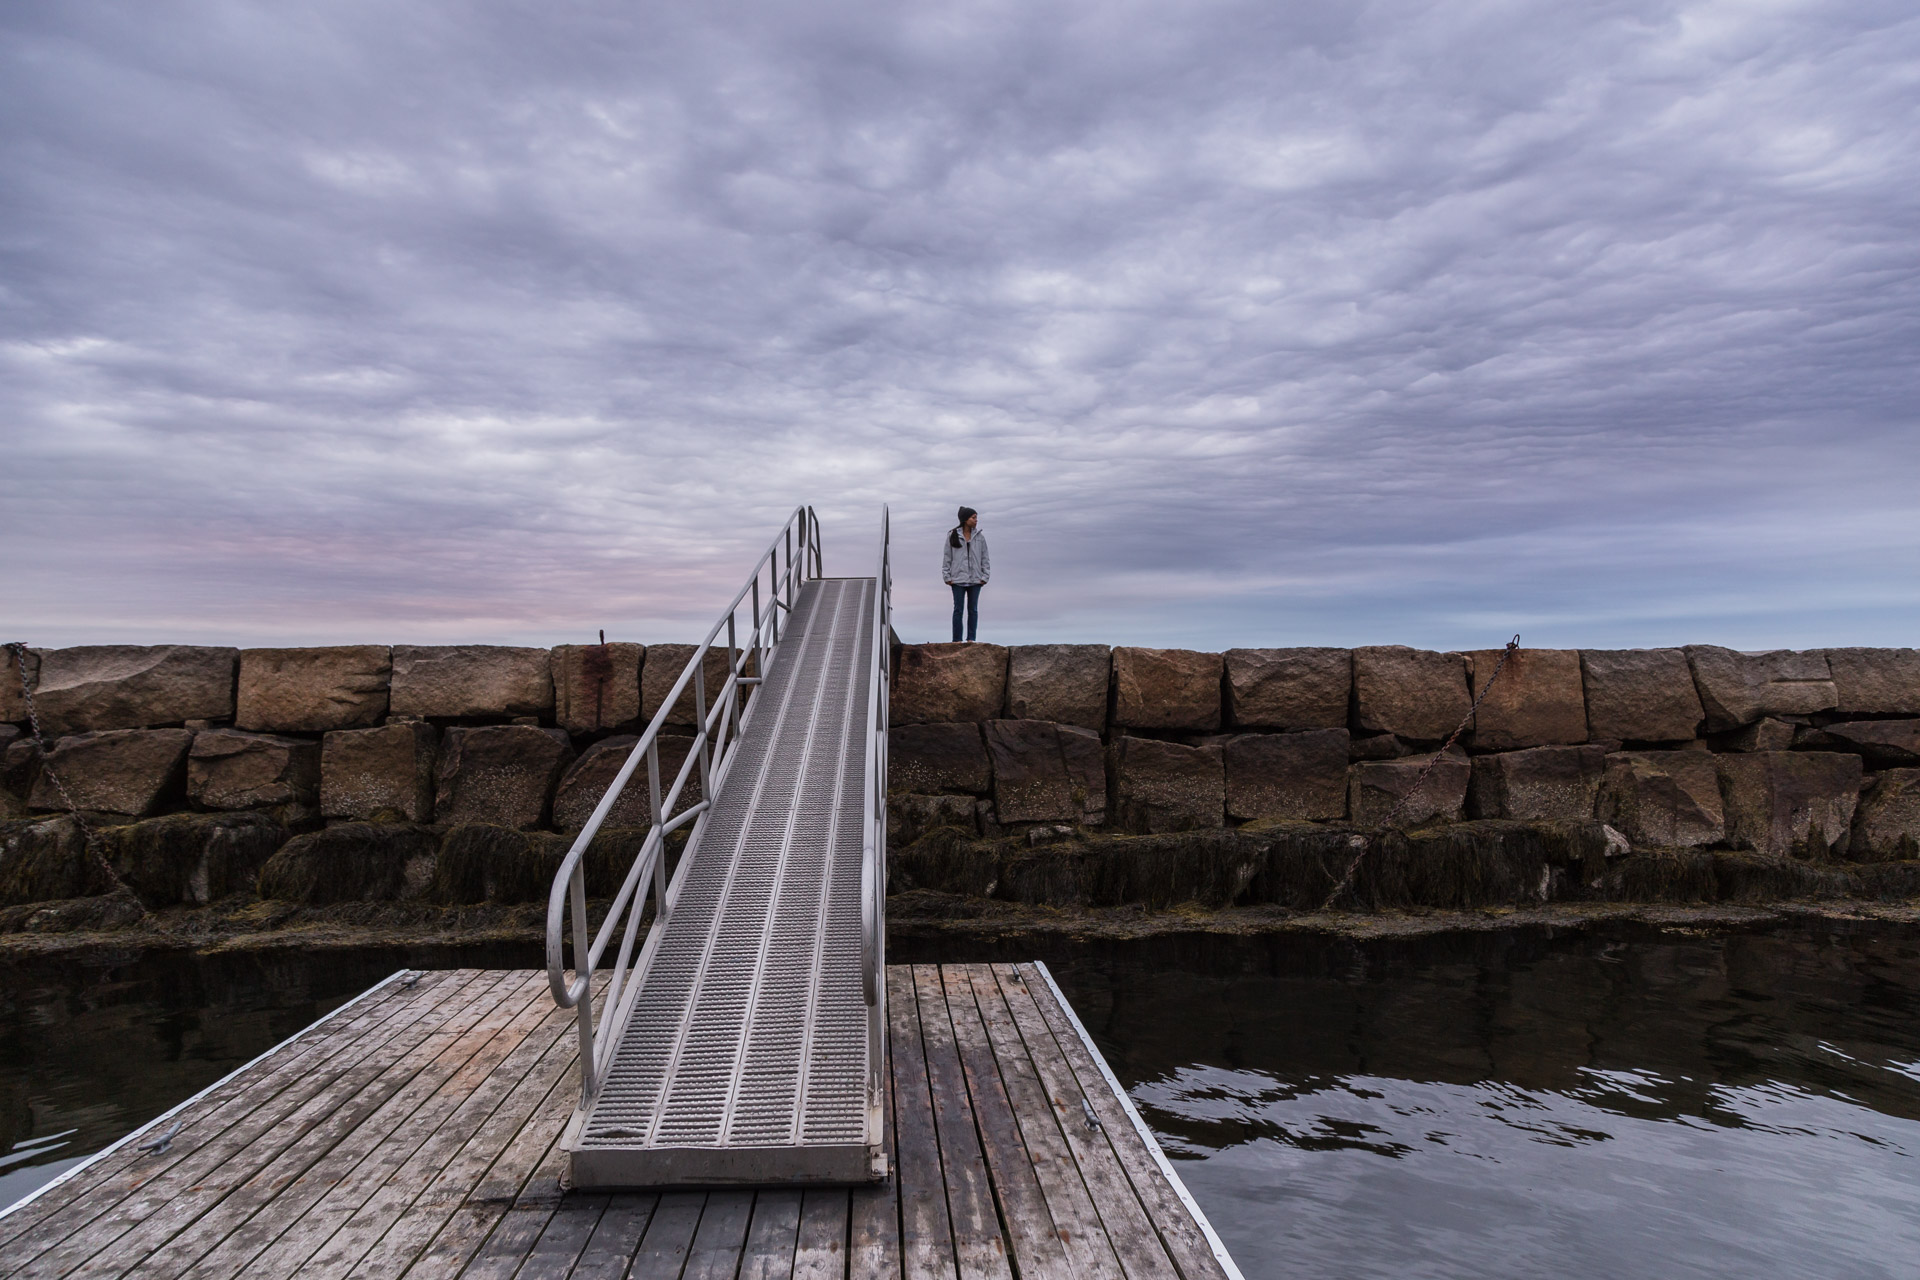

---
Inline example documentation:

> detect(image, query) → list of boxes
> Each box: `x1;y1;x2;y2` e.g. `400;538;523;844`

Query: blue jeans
950;583;982;642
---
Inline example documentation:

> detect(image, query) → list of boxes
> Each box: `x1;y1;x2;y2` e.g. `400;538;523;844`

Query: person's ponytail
950;505;977;549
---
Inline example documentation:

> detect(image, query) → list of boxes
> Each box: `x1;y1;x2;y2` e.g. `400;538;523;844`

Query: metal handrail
546;505;823;1102
860;506;890;1009
859;505;891;1155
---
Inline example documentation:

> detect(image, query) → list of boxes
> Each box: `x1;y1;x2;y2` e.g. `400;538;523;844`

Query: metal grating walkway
567;577;881;1187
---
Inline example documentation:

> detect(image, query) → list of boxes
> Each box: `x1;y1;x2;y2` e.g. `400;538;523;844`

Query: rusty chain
1320;633;1521;911
5;641;126;892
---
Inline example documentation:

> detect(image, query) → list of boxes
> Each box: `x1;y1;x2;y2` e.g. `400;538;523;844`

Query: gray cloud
3;0;1917;651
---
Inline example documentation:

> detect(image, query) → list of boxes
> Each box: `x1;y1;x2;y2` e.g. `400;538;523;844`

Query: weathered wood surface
0;966;1236;1279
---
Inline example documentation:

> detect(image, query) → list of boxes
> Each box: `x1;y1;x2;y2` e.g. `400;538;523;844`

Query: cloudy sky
4;0;1917;653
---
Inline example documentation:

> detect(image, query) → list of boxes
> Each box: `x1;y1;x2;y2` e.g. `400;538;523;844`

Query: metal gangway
546;506;892;1187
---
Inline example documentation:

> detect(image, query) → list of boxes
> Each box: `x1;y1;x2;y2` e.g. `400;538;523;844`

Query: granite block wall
886;642;1920;863
4;640;1919;917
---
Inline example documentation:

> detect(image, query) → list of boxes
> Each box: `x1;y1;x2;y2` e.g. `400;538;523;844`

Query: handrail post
727;613;743;742
693;663;713;800
572;865;596;1096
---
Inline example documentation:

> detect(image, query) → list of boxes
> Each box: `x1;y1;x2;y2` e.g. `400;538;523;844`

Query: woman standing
943;506;990;642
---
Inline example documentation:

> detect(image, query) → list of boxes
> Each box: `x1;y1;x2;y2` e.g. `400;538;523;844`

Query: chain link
1320;634;1522;911
6;642;124;892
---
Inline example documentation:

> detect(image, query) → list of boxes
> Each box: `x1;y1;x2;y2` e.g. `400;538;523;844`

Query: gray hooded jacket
942;528;990;586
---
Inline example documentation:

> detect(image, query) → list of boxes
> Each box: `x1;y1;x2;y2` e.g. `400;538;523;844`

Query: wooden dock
0;964;1242;1279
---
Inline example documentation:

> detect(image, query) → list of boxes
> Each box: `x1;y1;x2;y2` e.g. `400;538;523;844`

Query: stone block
1580;650;1704;743
1596;752;1724;848
1713;718;1798;753
552;735;643;832
28;729;194;816
320;722;439;822
1112;736;1223;833
1223;648;1350;731
97;812;286;907
434;725;574;830
1716;751;1860;860
256;823;439;904
552;643;644;735
1352;647;1470;741
888;794;983;847
0;735;20;820
1004;645;1110;731
1822;648;1920;715
1223;729;1348;822
892;644;1008;725
552;733;705;832
984;720;1105;825
1685;646;1836;731
1350;733;1414;761
1851;769;1920;862
389;645;553;720
1112;648;1222;732
891;723;991;795
29;646;237;734
1347;751;1470;828
1803;719;1920;765
641;644;739;730
1468;745;1607;821
0;648;38;723
1;737;38;808
235;646;390;732
1466;648;1586;749
187;730;319;810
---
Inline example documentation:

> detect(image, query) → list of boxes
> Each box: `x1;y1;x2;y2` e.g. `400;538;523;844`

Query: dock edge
1029;961;1248;1280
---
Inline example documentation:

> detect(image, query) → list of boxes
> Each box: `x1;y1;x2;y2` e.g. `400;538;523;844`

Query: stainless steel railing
546;505;822;1101
860;507;891;1123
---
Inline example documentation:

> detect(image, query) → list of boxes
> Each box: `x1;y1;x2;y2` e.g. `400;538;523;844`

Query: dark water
898;925;1920;1280
0;942;539;1212
4;927;1918;1280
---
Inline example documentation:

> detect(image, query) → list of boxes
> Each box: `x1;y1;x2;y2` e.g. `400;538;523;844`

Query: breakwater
3;641;1919;936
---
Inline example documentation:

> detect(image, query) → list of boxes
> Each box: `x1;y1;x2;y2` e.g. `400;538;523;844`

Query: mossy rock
256;822;439;905
432;824;658;905
0;889;146;933
0;818;116;906
95;811;288;907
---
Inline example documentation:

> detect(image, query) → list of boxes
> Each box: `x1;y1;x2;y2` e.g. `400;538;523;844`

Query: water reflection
1007;926;1920;1280
0;942;538;1210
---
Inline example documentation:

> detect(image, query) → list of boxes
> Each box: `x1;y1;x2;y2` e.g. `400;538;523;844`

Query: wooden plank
986;967;1177;1280
960;967;1126;1280
0;975;413;1256
681;1191;753;1280
158;974;558;1280
938;967;1072;1280
884;967;952;1280
0;969;451;1265
627;1192;705;1278
103;970;540;1280
17;970;517;1280
911;964;1011;1280
453;1199;556;1280
846;1037;899;1280
348;1004;582;1278
508;1194;608;1280
790;1189;847;1280
567;1194;658;1280
737;1190;800;1280
1017;966;1230;1280
233;978;576;1278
